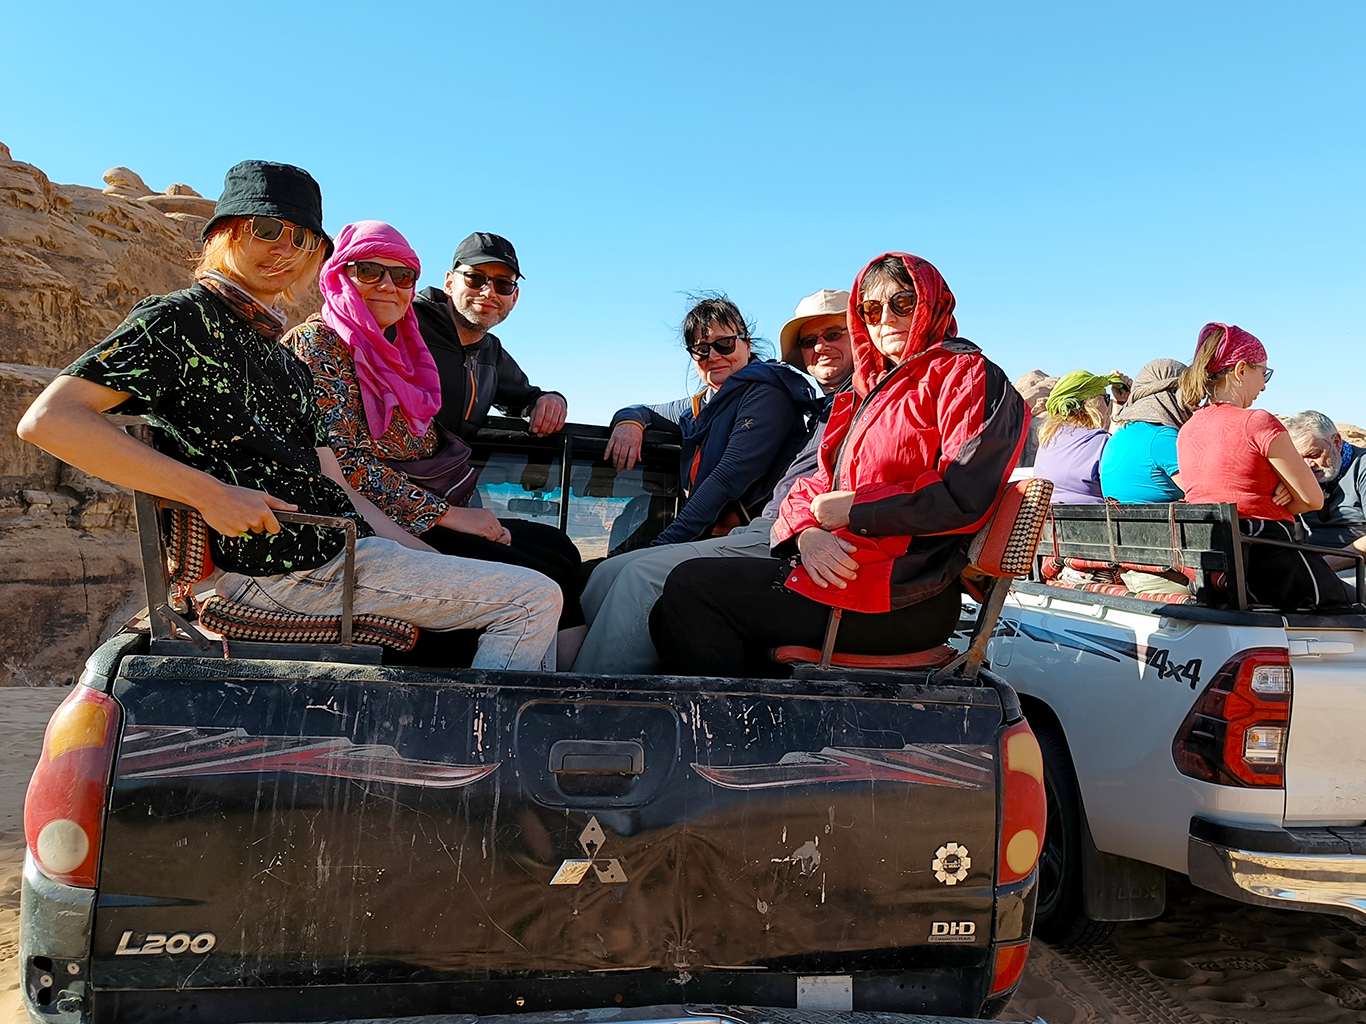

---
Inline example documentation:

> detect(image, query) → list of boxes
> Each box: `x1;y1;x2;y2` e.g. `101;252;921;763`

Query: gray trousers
574;518;776;674
219;537;562;671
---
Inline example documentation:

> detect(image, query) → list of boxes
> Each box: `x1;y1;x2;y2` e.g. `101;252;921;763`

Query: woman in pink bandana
286;221;585;642
1176;323;1347;609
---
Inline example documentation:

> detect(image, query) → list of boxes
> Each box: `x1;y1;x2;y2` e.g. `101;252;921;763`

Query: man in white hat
572;289;854;673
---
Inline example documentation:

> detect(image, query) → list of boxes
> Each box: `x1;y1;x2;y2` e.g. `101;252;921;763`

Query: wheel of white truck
1035;726;1118;946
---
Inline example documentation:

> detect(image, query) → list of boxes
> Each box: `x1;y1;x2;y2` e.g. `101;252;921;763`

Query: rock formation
0;142;319;684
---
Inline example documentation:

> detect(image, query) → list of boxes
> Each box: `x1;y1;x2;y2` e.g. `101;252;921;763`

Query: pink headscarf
1198;322;1267;373
319;221;441;439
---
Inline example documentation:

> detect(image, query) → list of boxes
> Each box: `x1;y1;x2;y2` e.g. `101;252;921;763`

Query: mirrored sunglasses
348;261;418;289
248;215;323;252
857;290;917;325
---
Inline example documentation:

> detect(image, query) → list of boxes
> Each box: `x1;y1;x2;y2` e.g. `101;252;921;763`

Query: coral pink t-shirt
1177;404;1290;521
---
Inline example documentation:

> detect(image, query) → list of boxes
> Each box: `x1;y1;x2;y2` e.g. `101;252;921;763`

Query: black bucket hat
201;160;333;257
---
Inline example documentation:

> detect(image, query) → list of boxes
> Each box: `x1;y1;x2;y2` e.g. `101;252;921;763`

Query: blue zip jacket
611;360;819;545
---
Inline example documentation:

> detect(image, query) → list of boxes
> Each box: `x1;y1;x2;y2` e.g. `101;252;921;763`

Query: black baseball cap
202;160;333;257
452;232;523;278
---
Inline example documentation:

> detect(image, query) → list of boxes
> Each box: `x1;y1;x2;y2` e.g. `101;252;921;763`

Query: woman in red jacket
650;252;1027;676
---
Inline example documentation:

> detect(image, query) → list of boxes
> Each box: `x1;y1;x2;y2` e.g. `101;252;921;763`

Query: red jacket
772;253;1027;613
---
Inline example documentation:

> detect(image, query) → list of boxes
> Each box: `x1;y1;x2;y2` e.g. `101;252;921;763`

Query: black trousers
1243;519;1351;610
649;556;963;677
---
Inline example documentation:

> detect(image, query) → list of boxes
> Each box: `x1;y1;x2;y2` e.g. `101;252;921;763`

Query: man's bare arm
17;375;295;535
1324;535;1366;572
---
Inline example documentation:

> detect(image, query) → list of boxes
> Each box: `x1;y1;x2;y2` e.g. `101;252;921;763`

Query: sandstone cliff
0;142;319;684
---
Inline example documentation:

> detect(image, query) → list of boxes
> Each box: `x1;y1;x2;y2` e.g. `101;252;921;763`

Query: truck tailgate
91;657;1006;1000
1285;626;1366;824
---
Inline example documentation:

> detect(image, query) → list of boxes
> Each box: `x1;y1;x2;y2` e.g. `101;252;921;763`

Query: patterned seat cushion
198;596;418;652
163;506;418;651
771;644;958;670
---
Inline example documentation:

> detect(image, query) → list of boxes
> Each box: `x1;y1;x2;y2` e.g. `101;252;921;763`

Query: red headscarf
319;221;441;439
1198;322;1267;373
847;252;958;397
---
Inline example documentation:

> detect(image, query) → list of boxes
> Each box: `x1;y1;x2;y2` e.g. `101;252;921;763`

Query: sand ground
1;685;1363;1024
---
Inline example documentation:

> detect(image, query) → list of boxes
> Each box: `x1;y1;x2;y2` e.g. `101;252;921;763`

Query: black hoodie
412;287;562;440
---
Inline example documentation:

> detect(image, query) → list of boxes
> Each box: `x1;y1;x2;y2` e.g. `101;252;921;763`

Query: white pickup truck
979;500;1366;943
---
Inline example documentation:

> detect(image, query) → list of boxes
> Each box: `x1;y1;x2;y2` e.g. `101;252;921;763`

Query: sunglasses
248;215;323;252
1259;365;1275;383
796;325;848;349
686;334;746;360
458;269;518;296
348;261;418;289
856;290;917;325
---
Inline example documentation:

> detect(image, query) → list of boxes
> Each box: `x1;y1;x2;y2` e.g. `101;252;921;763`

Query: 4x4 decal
1010;621;1203;688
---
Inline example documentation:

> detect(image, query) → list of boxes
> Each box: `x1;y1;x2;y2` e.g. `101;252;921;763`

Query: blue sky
6;2;1363;425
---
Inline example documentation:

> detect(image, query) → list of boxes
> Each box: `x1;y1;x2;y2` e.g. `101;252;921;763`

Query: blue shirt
1100;421;1184;503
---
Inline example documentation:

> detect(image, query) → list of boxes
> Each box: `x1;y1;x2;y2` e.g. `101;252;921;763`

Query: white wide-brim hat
779;288;851;366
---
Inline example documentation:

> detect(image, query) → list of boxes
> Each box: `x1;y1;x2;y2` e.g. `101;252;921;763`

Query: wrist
181;470;230;513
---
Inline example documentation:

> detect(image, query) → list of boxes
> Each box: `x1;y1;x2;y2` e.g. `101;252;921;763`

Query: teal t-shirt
1100;421;1184;503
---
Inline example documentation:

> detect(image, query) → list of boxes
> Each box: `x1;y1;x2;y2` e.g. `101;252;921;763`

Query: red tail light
24;686;120;887
989;941;1030;996
1172;647;1290;787
998;720;1046;885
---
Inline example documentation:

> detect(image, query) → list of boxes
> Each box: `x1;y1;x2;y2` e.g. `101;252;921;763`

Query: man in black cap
412;232;568;438
18;162;562;671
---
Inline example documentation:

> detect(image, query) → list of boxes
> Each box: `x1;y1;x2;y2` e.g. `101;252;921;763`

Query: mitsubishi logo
549;815;629;885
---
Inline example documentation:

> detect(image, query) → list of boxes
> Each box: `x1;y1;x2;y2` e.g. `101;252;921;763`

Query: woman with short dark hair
600;293;818;549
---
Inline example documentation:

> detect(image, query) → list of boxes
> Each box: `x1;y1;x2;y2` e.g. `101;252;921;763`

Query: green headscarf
1045;370;1125;418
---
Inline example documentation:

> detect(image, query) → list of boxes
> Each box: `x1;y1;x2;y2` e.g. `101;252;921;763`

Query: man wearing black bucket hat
413;232;568;438
18;160;561;671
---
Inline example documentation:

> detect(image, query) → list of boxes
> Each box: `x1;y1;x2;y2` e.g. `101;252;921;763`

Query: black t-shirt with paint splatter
65;284;372;576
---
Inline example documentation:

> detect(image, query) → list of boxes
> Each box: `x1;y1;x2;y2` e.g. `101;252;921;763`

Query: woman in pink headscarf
1176;322;1346;609
285;221;584;634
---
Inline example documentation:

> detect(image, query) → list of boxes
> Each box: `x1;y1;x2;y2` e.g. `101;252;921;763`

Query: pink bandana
319;221;441;439
1198;322;1267;373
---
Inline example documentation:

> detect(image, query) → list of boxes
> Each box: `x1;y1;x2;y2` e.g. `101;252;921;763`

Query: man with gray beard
1285;410;1366;571
413;232;568;439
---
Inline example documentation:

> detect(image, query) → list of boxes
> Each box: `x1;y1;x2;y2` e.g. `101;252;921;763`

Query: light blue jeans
219;537;562;671
574;519;776;674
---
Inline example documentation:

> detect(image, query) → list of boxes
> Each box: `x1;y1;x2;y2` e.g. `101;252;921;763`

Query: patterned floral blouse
286;315;448;535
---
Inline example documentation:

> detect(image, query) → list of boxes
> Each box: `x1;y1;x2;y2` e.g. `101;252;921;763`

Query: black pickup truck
21;420;1047;1024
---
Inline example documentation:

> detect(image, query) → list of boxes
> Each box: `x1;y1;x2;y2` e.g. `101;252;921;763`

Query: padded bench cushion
166;507;215;600
1038;556;1197;604
1040;556;1197;584
1038;578;1196;604
198;596;419;652
772;644;958;670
